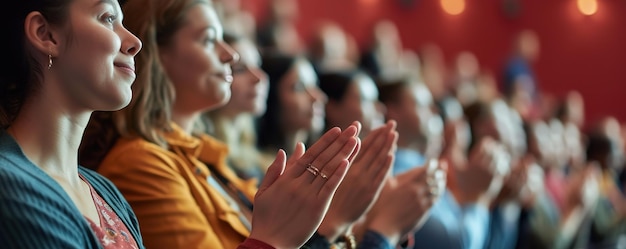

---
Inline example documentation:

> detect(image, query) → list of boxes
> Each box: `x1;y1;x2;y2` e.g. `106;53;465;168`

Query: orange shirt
98;123;258;249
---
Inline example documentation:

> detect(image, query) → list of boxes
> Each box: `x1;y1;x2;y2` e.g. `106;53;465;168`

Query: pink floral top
83;176;139;249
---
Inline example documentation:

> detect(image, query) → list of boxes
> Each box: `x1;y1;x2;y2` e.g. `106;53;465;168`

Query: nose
218;41;239;64
308;87;327;104
250;67;267;85
121;27;142;56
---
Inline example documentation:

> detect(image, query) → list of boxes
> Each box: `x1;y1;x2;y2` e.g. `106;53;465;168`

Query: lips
224;74;233;83
215;70;233;83
114;62;135;74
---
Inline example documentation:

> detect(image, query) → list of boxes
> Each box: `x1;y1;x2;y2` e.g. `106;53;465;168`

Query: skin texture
10;0;141;223
219;39;269;116
317;121;399;241
153;4;363;248
278;60;327;134
250;126;360;248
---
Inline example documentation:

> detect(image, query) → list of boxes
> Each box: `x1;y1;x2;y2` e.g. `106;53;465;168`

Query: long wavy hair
79;0;211;169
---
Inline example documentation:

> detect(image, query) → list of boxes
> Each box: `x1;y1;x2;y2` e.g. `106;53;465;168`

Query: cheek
296;96;312;114
190;50;214;77
230;80;247;98
173;47;214;84
69;35;117;70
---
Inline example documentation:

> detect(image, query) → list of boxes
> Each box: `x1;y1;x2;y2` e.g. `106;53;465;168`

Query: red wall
242;0;626;125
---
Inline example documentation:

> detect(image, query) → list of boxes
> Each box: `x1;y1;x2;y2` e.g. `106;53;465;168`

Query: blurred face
221;39;268;116
56;0;142;111
159;4;237;114
563;122;584;167
279;59;326;133
529;121;554;167
326;75;384;134
396;83;435;142
548;120;568;168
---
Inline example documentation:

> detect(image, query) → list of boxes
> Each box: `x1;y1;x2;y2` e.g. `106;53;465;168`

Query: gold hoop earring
48;54;53;70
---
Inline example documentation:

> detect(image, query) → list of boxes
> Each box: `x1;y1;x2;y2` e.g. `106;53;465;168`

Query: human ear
24;11;63;58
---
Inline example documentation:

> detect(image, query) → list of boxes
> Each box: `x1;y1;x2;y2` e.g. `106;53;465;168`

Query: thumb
257;149;286;197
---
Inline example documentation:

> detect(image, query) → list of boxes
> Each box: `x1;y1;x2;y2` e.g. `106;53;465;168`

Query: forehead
180;3;221;33
74;0;122;12
293;59;317;85
352;75;377;100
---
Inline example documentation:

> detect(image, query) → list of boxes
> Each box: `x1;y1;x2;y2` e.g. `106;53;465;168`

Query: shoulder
99;137;181;173
106;137;171;160
0;159;98;248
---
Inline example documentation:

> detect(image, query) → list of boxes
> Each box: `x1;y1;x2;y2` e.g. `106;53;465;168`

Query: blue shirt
392;148;490;249
503;56;537;98
413;191;491;249
393;149;426;176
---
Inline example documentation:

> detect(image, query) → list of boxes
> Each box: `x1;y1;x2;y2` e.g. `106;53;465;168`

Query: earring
48;54;53;70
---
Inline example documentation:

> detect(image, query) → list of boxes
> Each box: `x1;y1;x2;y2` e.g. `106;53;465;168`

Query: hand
453;137;508;206
565;163;600;213
492;155;533;206
318;121;398;241
249;125;360;249
365;159;448;245
518;158;545;208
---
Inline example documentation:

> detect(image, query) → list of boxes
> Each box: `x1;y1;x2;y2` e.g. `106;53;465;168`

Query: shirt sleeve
460;203;492;249
357;230;394;249
237;238;276;249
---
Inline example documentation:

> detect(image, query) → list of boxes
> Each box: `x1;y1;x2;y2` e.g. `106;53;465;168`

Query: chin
212;96;231;109
252;105;267;117
99;89;133;111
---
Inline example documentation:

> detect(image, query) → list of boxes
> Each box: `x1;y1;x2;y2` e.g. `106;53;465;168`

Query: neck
213;105;242;120
172;110;201;135
397;135;426;154
210;113;239;145
7;99;90;187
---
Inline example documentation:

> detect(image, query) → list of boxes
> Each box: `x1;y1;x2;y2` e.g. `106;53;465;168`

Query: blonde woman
79;0;361;248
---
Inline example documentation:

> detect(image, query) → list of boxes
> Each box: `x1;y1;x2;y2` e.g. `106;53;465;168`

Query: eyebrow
94;0;122;16
95;0;114;7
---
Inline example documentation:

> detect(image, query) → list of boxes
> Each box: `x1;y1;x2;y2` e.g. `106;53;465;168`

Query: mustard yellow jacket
98;123;258;249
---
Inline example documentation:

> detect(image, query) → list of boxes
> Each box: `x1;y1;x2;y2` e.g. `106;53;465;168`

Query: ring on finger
306;164;320;176
320;172;329;180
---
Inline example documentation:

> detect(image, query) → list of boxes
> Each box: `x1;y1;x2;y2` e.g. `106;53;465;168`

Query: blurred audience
256;0;304;55
60;2;626;248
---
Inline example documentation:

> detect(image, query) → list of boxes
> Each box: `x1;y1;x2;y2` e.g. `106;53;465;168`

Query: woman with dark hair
258;53;452;248
258;52;327;157
318;70;385;137
0;0;144;247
